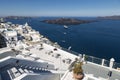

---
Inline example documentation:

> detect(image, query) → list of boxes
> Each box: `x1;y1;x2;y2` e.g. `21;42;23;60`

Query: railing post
82;54;85;62
101;59;105;66
78;54;82;62
109;58;115;70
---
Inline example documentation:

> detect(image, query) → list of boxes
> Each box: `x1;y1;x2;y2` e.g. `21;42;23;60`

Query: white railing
61;70;69;80
84;54;120;70
83;74;107;80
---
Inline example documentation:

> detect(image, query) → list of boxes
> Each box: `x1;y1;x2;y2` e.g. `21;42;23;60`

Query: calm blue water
6;17;120;62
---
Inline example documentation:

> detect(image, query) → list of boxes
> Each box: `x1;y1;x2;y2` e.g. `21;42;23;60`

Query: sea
6;17;120;62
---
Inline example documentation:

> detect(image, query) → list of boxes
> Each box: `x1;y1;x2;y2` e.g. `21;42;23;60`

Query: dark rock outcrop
98;15;120;20
41;18;96;25
2;16;32;20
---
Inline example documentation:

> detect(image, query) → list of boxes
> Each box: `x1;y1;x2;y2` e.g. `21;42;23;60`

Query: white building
2;29;18;42
30;34;40;42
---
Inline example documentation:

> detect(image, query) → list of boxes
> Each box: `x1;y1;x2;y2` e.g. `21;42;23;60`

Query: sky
0;0;120;17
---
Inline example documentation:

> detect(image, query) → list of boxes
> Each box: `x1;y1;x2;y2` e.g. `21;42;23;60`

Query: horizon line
0;15;120;17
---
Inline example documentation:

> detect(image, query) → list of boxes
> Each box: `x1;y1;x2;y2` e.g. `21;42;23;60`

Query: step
24;69;29;73
10;67;21;78
18;68;24;74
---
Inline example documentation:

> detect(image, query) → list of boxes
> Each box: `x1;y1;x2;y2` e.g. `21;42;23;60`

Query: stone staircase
0;58;55;80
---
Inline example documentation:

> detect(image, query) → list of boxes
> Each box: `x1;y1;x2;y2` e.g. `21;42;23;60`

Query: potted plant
73;62;84;80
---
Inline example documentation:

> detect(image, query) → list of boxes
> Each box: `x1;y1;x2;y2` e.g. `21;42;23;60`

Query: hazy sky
0;0;120;17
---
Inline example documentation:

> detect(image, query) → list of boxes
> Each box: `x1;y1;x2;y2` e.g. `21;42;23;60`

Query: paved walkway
83;62;120;80
30;43;77;71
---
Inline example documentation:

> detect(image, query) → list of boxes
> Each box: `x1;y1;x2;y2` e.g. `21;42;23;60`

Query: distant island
98;15;120;20
41;18;97;25
2;16;33;20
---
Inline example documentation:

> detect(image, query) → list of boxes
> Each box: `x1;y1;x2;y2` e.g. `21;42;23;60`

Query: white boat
0;21;120;80
64;25;68;29
63;32;66;34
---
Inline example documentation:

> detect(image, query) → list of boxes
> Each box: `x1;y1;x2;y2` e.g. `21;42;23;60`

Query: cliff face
0;34;7;48
41;18;96;25
2;16;32;20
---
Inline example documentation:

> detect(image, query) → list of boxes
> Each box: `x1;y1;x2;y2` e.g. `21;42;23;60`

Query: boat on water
64;25;68;29
0;21;120;80
62;40;66;42
63;32;66;34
